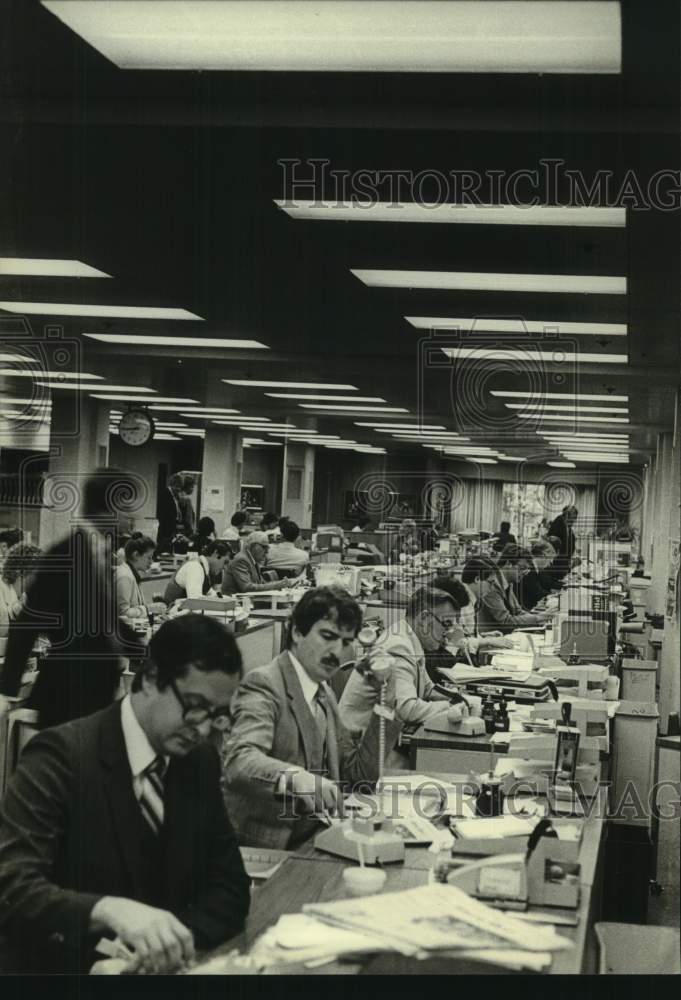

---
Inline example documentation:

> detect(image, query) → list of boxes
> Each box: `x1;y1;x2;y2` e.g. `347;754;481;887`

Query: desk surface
212;781;606;975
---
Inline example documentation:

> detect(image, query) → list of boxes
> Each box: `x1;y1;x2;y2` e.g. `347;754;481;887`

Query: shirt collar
288;651;320;709
120;694;167;779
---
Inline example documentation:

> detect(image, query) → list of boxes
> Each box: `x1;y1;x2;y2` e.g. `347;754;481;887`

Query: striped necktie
313;687;328;745
139;756;166;835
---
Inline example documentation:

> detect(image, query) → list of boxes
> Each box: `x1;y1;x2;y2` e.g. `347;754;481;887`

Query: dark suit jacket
156;487;182;550
222;550;273;594
518;571;549;610
547;515;576;578
0;702;250;973
0;526;126;728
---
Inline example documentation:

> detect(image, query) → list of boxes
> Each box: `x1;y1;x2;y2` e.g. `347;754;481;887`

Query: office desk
215;789;607;975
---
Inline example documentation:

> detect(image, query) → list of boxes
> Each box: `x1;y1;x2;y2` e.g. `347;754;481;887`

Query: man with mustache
222;585;401;850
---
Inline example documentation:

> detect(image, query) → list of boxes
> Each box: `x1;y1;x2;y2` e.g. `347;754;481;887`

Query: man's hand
90;897;195;974
289;770;343;816
447;702;470;727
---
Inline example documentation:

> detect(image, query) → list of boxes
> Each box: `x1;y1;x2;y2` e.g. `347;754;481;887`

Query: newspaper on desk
247;884;570;972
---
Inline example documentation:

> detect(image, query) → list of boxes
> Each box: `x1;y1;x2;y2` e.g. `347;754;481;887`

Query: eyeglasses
430;612;460;631
168;679;231;731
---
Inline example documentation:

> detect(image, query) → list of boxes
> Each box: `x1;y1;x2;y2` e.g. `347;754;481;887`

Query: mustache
321;656;340;668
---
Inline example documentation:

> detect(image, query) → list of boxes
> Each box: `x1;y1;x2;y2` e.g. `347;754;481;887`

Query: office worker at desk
339;587;469;748
0;469;135;730
461;556;549;634
265;518;310;575
116;535;167;619
222;586;401;850
496;544;551;612
221;531;289;595
163;540;231;604
0;615;250;974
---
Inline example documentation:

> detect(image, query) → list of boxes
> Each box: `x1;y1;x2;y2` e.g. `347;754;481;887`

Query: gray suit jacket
222;550;273;594
222;651;401;849
477;578;542;634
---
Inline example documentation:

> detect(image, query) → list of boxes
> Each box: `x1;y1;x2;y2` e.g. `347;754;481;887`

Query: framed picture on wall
240;484;265;511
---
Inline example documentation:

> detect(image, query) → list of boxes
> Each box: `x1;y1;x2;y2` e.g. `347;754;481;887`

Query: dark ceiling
1;0;680;468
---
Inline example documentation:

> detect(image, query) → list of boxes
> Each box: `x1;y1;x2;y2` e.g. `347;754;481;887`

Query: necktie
313;687;328;746
139;756;166;835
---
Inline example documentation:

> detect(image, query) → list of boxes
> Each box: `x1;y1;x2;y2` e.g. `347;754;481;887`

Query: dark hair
124;535;156;562
83;468;139;519
231;510;249;528
461;556;500;585
531;540;556;558
288;585;362;645
500;521;511;533
132;614;242;691
261;512;279;530
430;577;470;610
406;586;458;620
197;516;216;537
280;519;299;543
497;544;533;567
204;540;231;560
0;528;23;548
2;543;42;585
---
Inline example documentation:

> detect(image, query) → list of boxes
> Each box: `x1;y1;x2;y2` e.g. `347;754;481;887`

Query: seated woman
163;540;231;603
115;535;166;620
0;543;41;624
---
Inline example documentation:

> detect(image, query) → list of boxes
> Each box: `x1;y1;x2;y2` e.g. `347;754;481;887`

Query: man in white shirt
223;585;401;849
0;615;249;974
339;587;470;745
265;519;309;575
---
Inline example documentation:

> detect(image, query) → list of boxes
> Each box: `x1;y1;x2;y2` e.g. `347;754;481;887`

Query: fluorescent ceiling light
466;457;498;464
265;393;385;402
42;1;621;73
441;347;627;364
176;429;205;436
497;455;528;462
516;413;629;423
277;201;625;227
539;431;629;439
154;433;182;441
173;407;240;415
0;302;202;319
563;453;629;463
352;270;626;295
299;404;408;413
492;390;629;402
354;423;446;430
505;403;628;414
210;417;270;425
0;397;52;407
547;461;577;468
242;438;282;446
223;379;358;390
36;381;156;393
268;432;341;440
154;422;188;429
408;317;627;336
84;333;267;349
0;369;105;380
91;394;199;403
0;257;111;278
0;411;48;422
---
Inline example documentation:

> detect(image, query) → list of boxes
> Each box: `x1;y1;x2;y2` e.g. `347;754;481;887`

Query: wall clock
118;408;155;447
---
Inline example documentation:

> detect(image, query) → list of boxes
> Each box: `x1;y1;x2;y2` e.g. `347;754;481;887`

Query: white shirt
265;541;309;573
120;695;169;802
221;526;240;541
174;555;213;598
288;652;320;710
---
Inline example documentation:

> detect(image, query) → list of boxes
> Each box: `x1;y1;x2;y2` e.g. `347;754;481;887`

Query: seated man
222;586;402;850
497;544;550;611
221;531;289;594
531;539;561;593
0;615;250;974
339;587;469;747
461;556;549;634
221;509;249;542
424;577;513;677
265;518;310;576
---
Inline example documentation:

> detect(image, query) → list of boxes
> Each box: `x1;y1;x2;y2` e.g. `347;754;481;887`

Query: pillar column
38;393;110;548
201;427;243;535
282;441;315;528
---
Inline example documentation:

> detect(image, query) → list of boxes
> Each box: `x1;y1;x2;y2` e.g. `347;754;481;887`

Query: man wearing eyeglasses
339;587;469;750
221;531;290;594
0;615;250;975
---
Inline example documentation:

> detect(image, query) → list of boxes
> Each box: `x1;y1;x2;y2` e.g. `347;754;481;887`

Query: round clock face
119;408;155;447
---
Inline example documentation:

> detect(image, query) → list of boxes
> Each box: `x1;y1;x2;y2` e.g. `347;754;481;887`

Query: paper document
304;884;571;953
452;815;540;840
